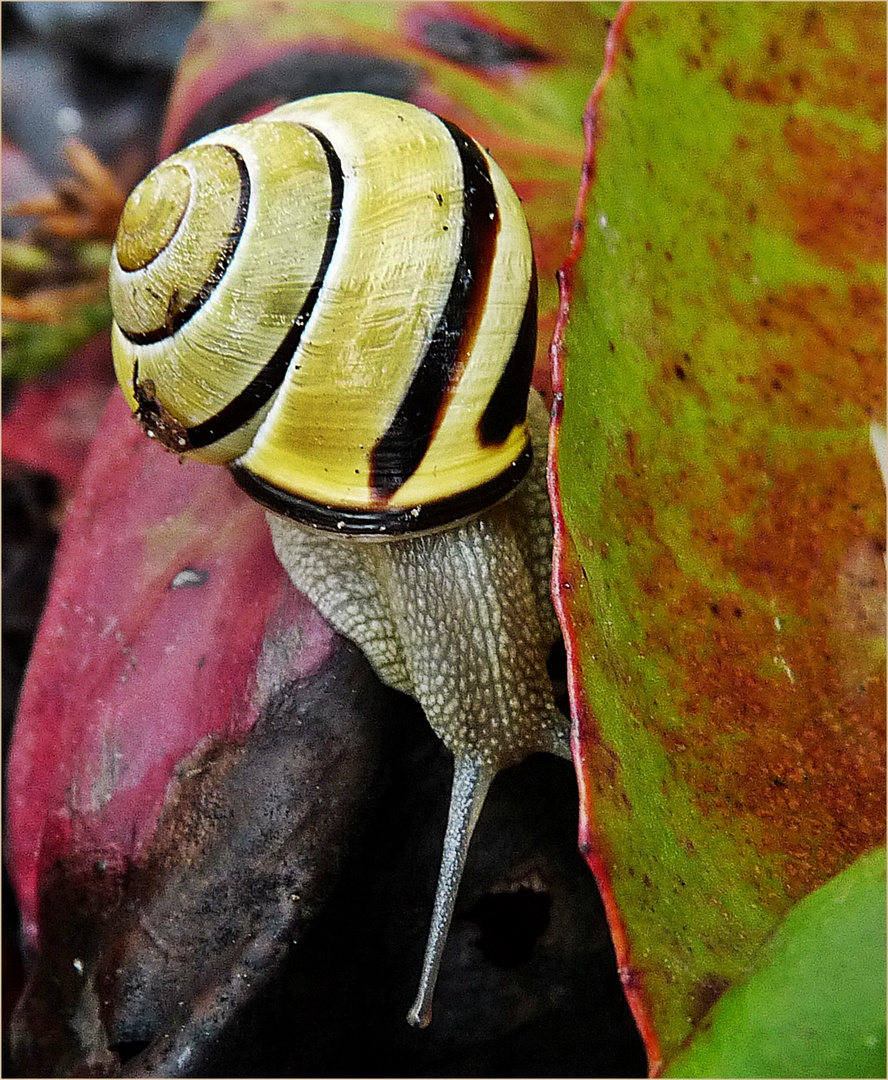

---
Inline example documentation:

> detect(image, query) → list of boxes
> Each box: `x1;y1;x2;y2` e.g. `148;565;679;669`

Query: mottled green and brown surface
552;3;885;1070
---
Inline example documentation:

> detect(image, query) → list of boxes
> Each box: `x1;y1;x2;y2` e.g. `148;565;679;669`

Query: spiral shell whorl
110;92;537;534
111;120;335;463
114;162;191;273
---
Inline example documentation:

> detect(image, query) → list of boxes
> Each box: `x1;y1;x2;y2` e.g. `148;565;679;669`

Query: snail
108;91;570;1027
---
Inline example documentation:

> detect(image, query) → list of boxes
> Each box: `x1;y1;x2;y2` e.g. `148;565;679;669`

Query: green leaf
553;2;885;1067
2;239;52;274
666;847;887;1078
2;298;112;381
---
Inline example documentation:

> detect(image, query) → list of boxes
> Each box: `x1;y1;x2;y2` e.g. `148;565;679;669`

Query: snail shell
108;92;570;1027
109;92;538;536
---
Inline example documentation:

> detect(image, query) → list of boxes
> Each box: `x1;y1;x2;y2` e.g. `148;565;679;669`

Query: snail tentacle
407;755;493;1028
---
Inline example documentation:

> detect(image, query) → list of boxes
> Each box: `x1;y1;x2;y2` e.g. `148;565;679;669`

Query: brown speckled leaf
550;3;886;1070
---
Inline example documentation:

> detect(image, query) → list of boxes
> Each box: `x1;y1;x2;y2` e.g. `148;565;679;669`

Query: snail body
109;92;570;1027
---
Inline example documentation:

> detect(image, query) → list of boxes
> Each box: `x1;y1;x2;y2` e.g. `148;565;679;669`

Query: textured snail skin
268;390;568;1025
108;92;570;1027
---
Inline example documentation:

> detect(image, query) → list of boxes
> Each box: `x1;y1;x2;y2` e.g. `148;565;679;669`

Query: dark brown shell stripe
229;442;532;536
119;147;252;347
479;262;537;446
228;114;536;534
186;127;343;450
368;117;501;498
123;130;344;452
120;111;535;533
232;115;535;533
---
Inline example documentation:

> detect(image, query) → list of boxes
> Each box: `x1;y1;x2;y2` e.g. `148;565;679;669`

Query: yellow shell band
109;93;536;535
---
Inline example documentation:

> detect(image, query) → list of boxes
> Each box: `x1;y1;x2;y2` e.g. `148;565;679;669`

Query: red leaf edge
546;3;663;1075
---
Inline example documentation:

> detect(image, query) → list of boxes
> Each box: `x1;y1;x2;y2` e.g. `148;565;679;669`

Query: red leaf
7;390;337;951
